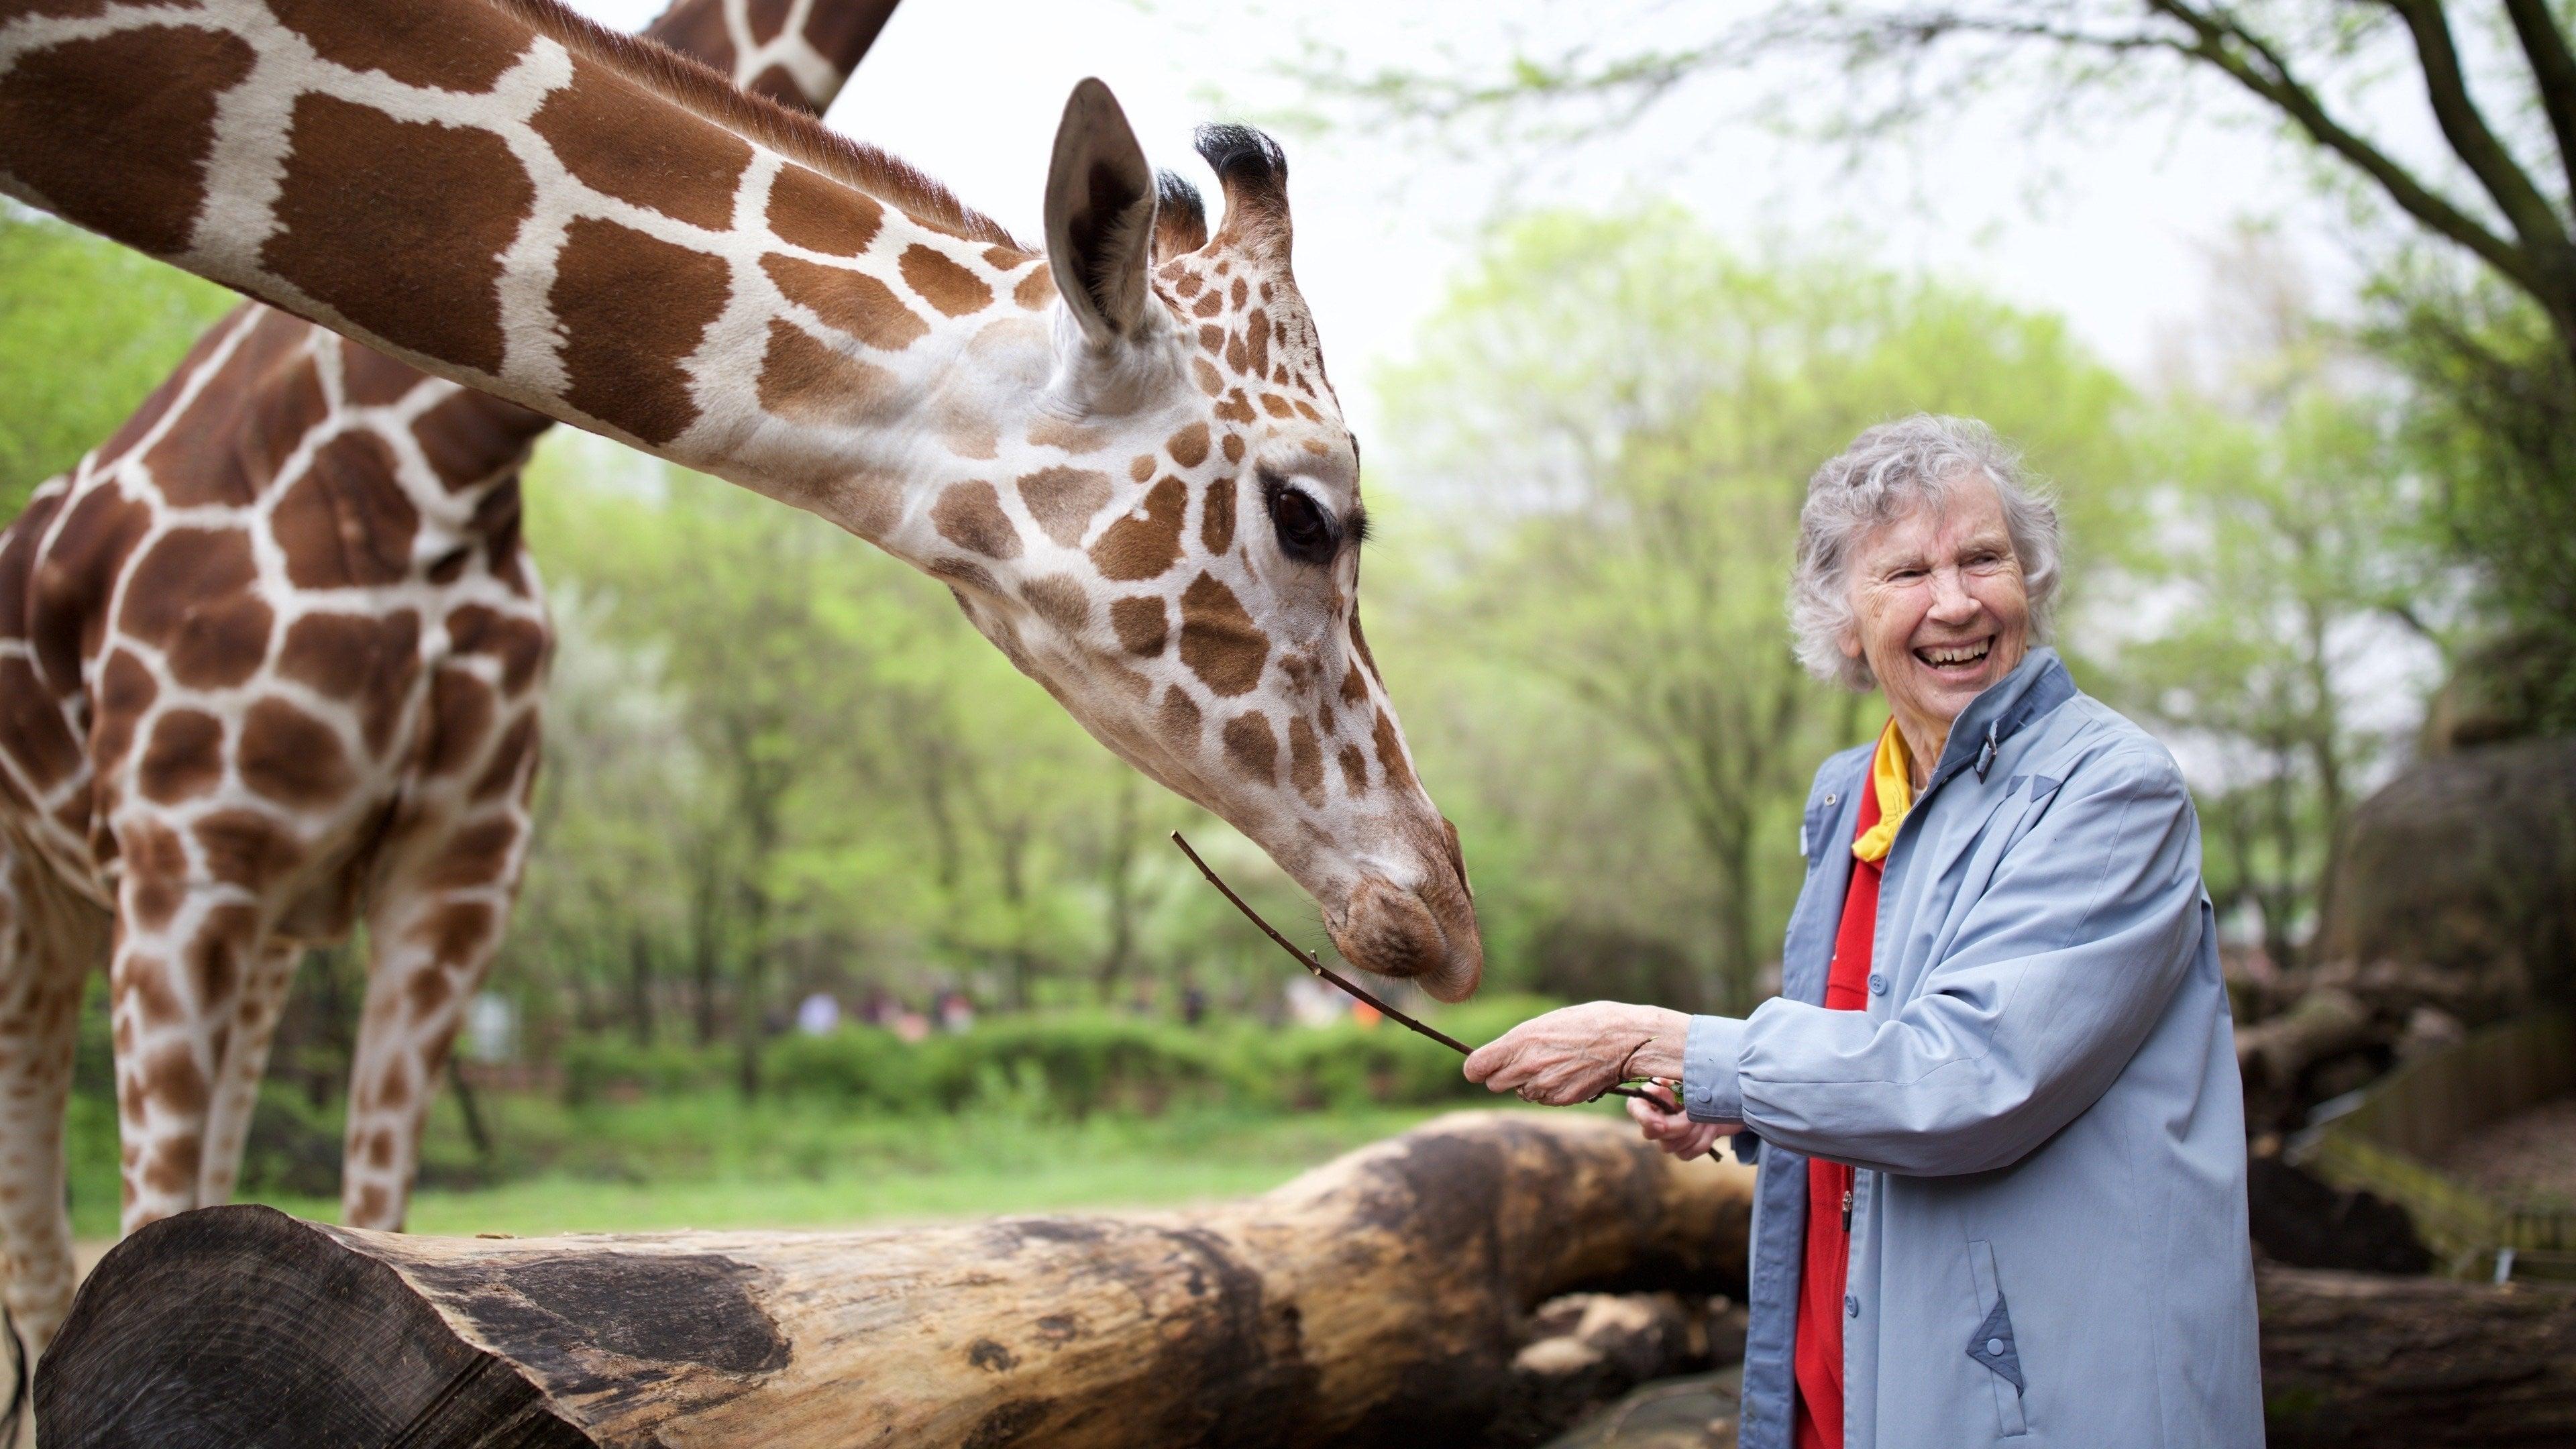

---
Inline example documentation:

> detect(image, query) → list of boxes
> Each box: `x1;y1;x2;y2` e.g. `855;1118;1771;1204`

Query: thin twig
1170;833;1722;1152
1171;830;1475;1054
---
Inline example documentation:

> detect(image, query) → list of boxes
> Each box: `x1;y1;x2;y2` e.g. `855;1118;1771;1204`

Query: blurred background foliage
3;0;2561;1226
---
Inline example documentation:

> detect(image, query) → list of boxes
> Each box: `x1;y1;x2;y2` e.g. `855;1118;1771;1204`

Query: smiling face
1838;471;2031;762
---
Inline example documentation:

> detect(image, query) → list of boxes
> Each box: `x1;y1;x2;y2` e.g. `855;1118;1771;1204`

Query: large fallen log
37;1111;1754;1448
2257;1265;2576;1448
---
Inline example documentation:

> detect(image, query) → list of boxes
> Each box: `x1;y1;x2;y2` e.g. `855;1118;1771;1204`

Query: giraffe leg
0;838;103;1367
111;867;262;1234
341;811;527;1230
195;941;300;1205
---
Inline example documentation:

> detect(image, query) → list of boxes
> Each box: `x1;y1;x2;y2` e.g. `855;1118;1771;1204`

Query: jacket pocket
1965;1238;2029;1437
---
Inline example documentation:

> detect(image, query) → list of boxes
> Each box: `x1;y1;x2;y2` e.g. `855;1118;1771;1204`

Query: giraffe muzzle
1327;864;1484;1004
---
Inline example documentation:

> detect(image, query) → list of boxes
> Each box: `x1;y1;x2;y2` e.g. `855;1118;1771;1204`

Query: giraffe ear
1044;78;1158;346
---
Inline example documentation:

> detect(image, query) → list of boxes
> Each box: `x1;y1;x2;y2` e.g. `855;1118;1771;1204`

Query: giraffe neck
405;0;905;535
0;0;1039;549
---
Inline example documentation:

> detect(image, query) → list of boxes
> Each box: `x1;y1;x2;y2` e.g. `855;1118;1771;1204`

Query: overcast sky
562;0;2411;445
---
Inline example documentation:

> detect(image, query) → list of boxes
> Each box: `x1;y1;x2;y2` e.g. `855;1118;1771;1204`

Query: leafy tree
1286;0;2576;733
0;215;234;515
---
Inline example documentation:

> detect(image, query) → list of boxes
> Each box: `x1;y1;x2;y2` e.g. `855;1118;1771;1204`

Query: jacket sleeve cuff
1682;1014;1747;1124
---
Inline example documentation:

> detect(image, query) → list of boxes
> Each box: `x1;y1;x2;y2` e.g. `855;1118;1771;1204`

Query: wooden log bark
2257;1264;2576;1448
37;1112;1753;1449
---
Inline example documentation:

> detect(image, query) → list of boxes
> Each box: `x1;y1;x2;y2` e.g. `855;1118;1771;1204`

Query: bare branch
2375;0;2568;251
2137;0;2550;302
2500;0;2576;203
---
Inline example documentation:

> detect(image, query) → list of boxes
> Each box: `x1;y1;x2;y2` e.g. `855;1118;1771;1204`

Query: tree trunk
38;1114;1753;1449
2257;1264;2576;1448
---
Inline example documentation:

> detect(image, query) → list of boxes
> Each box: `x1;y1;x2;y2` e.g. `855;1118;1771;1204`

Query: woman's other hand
1626;1080;1737;1157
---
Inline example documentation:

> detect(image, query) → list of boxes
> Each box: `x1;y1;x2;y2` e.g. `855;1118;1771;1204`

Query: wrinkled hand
1626;1080;1736;1158
1462;1002;1688;1107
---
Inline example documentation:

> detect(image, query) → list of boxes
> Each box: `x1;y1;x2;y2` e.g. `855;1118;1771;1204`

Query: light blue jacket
1683;650;2263;1448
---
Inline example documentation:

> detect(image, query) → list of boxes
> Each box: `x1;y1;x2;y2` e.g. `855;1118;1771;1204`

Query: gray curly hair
1788;415;2062;690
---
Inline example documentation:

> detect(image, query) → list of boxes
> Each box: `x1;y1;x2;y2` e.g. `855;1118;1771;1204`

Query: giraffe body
0;0;893;1365
0;0;1481;1366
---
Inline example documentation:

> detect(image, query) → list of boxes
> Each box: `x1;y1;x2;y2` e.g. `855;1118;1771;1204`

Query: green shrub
567;996;1574;1120
561;1037;731;1104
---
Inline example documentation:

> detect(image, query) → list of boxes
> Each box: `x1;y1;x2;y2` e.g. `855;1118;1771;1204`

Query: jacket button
1845;1295;1858;1318
1868;973;1887;996
1986;1337;2005;1356
1825;793;1838;807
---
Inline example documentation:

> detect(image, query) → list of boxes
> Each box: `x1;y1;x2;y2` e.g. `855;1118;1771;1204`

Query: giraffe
0;0;1479;1305
0;0;900;1366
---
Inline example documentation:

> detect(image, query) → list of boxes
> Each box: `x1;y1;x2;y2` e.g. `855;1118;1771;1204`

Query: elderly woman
1466;416;2262;1449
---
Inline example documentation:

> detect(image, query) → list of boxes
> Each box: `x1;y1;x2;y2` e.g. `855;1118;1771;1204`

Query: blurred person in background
1464;415;2262;1449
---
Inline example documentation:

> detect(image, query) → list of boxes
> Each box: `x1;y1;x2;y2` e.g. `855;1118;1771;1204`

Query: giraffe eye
1267;482;1336;565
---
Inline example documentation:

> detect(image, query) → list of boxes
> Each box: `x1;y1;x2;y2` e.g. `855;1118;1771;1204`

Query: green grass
70;1088;1544;1238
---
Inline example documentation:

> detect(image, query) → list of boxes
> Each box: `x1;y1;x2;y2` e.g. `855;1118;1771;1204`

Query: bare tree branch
2136;0;2556;307
2375;0;2567;251
2500;0;2576;203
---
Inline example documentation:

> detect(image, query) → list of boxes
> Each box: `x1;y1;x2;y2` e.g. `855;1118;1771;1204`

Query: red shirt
1794;782;1884;1449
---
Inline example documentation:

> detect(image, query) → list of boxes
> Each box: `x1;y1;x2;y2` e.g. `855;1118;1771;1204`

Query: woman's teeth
1918;641;1990;667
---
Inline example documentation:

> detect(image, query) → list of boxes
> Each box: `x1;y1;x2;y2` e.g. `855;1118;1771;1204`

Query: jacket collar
1920;646;2076;796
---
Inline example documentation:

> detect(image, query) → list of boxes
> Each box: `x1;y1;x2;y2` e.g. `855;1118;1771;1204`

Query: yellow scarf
1851;720;1917;864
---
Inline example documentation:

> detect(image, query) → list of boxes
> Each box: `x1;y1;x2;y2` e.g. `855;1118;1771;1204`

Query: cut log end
37;1204;588;1448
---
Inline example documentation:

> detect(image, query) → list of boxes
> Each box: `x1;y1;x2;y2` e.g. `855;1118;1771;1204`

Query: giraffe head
890;84;1481;999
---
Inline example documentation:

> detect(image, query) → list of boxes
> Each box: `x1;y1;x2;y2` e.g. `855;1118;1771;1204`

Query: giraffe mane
486;0;1025;251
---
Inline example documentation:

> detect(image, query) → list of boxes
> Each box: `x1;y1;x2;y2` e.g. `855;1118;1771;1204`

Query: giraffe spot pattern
277;610;421;756
1288;718;1324;806
423;818;521;892
533;58;753;231
0;659;80;791
0;24;255;256
1012;268;1055;310
553;217;731;446
932;481;1019;560
1166;423;1210;470
143;311;313;507
140;710;225;804
898;244;992;317
273;432;420;589
412;390;551;492
1338;743;1369;796
1177;572;1267;697
91;648;156;775
1110;596;1167;657
1200;476;1236;555
446;604;548;695
238;697;350;807
341;341;430;408
765;253;928;353
1373;709;1414;795
1022;574;1089;634
1159;686;1201;748
1015;467;1112;548
1222;712;1277;784
32;482;153;684
755;319;898;425
764;163;883;256
118;528;257;653
269;0;525;92
1088;476;1185;582
264;94;531;378
191;809;303;892
472;715;539;802
424;667;496;777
